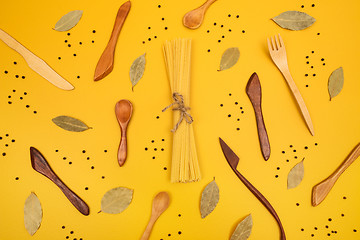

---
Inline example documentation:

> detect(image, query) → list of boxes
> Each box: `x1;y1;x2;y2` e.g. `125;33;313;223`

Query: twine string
162;92;193;132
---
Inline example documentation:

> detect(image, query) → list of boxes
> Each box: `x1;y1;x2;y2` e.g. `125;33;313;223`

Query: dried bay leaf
24;192;42;236
54;10;83;32
200;178;219;218
218;47;240;71
52;115;91;132
328;67;344;101
230;214;253;240
272;11;316;30
130;53;146;90
101;187;133;214
287;158;305;189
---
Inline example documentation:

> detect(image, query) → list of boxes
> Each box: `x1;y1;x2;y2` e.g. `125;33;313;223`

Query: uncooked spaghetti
162;39;201;183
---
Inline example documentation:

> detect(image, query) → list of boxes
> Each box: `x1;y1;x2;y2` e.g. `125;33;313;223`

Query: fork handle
281;69;315;136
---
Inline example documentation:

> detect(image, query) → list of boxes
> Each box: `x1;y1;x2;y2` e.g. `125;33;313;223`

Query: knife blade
0;29;74;90
219;137;286;240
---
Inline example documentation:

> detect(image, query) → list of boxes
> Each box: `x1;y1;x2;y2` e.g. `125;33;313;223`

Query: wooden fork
267;34;314;136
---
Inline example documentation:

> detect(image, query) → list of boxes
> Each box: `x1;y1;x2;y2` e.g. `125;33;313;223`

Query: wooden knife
246;72;271;161
219;138;286;240
94;1;131;81
0;29;74;90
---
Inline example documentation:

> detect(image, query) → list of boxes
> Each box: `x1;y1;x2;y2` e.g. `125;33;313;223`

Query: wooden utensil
246;72;271;161
312;143;360;206
267;34;314;136
0;29;74;90
30;147;89;215
115;99;133;167
219;138;286;240
183;0;217;29
94;1;131;81
140;192;170;240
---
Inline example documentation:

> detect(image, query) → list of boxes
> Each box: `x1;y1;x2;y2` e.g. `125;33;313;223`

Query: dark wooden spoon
94;1;131;81
246;72;271;161
115;99;133;166
30;147;89;215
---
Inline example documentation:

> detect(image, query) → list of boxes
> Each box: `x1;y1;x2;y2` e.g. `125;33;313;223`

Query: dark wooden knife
219;138;286;240
30;147;89;215
94;1;131;81
246;72;271;161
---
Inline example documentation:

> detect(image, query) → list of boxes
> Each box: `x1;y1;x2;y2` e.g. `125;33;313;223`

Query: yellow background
0;0;360;239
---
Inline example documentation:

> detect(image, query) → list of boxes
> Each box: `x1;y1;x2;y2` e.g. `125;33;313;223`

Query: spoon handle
30;147;89;215
140;215;157;240
312;142;360;206
203;0;217;9
118;128;127;166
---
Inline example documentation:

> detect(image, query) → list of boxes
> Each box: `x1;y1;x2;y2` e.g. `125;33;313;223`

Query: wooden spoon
312;143;360;206
183;0;217;29
94;1;131;81
115;99;133;167
30;147;89;215
140;192;170;240
246;72;271;161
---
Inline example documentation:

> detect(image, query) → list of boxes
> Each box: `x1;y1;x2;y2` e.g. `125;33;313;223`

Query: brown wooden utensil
30;147;89;216
115;99;133;167
94;1;131;81
312;143;360;206
246;72;271;161
140;192;170;240
183;0;217;29
219;138;286;240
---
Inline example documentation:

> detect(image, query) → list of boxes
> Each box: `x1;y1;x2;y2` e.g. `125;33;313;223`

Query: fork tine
278;34;285;48
267;38;273;52
271;36;277;50
274;35;281;49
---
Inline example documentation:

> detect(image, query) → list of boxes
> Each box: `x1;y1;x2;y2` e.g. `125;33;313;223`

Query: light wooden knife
0;29;74;90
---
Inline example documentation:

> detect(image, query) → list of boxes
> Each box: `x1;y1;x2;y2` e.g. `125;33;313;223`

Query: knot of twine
162;92;193;132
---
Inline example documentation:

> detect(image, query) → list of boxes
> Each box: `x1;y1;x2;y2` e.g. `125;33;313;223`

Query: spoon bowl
115;99;133;166
183;0;217;29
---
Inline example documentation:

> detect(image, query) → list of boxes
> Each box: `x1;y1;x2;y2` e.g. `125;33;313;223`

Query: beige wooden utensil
94;1;131;81
267;34;314;136
140;192;170;240
183;0;217;29
0;29;74;90
115;99;133;167
312;143;360;206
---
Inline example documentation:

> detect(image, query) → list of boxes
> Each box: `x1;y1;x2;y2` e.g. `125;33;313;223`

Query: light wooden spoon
140;192;170;240
312;143;360;206
183;0;217;29
115;99;133;167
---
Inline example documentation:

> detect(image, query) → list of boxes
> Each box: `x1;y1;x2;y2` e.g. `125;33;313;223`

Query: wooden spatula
94;1;131;81
312;143;360;206
30;147;89;215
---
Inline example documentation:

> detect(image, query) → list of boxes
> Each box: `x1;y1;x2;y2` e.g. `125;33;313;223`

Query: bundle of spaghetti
162;39;201;183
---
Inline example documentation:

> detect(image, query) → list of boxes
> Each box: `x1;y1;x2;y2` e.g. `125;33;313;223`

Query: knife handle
51;175;90;216
254;105;271;160
108;1;131;51
234;169;286;240
0;29;36;65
